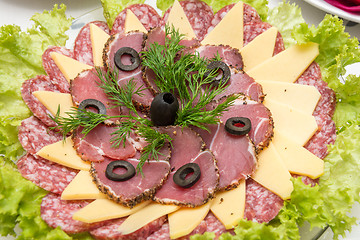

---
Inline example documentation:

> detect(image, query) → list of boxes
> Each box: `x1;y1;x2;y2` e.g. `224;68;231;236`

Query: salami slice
90;216;166;240
162;0;214;41
17;153;78;194
42;46;73;93
18;116;63;155
74;21;110;65
41;193;102;234
111;4;161;35
21;75;60;127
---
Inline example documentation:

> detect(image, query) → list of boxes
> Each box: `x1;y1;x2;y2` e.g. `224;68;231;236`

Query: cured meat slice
17;153;78;194
154;127;219;207
111;4;161;35
244;178;283;223
74;21;110;65
42;46;73;93
70;68;121;122
243;21;285;55
18;116;63;155
91;157;171;207
104;32;154;109
162;0;214;41
21;75;60;127
90;216;166;240
73;124;136;162
41;193;103;234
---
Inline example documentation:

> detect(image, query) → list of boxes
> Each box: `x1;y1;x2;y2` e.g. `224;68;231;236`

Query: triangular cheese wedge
124;9;147;33
251;142;293;200
90;24;110;67
210;180;246;229
73;199;150;223
37;137;90;171
247;42;319;83
51;52;93;82
240;27;278;72
272;131;324;179
166;0;196;40
61;170;107;200
32;91;74;118
168;203;211;239
201;1;243;49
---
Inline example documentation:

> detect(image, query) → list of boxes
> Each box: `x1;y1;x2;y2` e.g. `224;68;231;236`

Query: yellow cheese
168;203;211;239
50;52;93;82
247;42;319;83
73;199;150;223
124;9;147;33
258;81;321;115
201;1;243;50
263;98;318;146
272;131;324;179
32;91;74;118
118;203;180;234
90;24;110;67
210;180;245;229
166;0;196;40
61;170;106;200
36;137;90;171
251;142;293;200
240;27;278;72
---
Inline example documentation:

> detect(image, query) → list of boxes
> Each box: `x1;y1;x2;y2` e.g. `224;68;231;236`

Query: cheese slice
168;203;211;239
124;9;147;33
247;42;319;83
118;203;180;234
73;199;150;223
258;81;321;115
251;142;293;200
36;137;90;171
240;27;278;72
210;180;246;229
90;24;110;67
201;1;243;50
61;170;107;200
272;131;324;179
166;0;196;40
50;52;93;82
263;98;318;146
32;91;74;118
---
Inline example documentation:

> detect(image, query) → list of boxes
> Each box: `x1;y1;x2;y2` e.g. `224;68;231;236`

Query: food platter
303;0;360;23
1;0;360;239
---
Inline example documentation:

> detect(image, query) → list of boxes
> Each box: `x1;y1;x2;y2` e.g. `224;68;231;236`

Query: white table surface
0;0;359;239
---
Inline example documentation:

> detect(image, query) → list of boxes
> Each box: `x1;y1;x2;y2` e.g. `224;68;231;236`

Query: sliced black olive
105;160;136;182
173;163;201;188
205;61;231;86
150;92;179;126
114;47;140;71
78;99;107;115
225;117;252;136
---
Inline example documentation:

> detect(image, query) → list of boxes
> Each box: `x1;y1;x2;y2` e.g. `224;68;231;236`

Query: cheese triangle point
89;23;110;67
124;9;147;33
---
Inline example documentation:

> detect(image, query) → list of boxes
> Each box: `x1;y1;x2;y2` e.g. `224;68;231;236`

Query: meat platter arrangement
1;0;360;239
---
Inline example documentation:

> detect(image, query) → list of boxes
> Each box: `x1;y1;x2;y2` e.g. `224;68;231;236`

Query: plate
303;0;360;23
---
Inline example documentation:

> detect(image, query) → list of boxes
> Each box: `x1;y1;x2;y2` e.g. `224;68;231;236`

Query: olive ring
114;47;140;71
205;61;231;86
78;99;107;115
225;117;252;136
173;163;201;188
105;160;136;182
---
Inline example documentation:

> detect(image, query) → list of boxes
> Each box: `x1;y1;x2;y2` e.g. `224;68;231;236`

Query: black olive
78;99;107;115
114;47;140;71
105;160;136;181
225;117;252;136
173;163;201;188
204;61;231;86
150;92;179;126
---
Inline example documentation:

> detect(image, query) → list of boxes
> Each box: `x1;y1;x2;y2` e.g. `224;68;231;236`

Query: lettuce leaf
100;0;145;28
